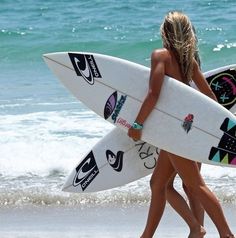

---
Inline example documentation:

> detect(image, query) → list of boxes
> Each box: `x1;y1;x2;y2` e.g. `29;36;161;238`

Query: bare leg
167;152;235;238
167;173;206;238
141;150;205;238
140;150;175;238
183;163;204;226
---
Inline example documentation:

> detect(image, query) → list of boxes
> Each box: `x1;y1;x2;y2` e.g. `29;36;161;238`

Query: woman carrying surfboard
128;11;235;238
165;25;205;235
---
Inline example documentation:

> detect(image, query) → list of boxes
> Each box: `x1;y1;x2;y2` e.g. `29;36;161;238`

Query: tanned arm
128;50;166;141
192;60;217;102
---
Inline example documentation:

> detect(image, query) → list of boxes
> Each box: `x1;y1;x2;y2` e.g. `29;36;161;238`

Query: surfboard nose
43;52;77;76
43;52;69;66
42;53;58;65
61;183;71;192
62;173;77;193
43;52;57;60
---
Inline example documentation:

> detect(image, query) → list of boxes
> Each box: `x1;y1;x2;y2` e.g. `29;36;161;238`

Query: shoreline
0;203;235;238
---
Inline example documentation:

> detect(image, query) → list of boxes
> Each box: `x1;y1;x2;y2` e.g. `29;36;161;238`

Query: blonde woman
128;11;235;238
165;26;205;235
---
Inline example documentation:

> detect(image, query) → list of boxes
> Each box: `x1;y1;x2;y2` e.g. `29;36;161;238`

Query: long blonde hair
160;11;198;84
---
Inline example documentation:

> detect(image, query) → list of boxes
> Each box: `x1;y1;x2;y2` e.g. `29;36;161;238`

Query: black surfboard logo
106;150;124;172
206;69;236;110
73;151;99;191
208;117;236;166
69;53;102;85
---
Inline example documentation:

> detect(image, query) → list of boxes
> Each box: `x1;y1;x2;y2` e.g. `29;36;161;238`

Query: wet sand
1;203;236;238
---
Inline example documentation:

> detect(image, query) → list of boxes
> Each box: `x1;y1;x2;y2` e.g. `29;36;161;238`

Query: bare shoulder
151;48;170;65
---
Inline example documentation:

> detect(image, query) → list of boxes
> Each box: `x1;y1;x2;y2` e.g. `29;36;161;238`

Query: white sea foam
0;109;236;207
0;110;113;177
213;42;236;51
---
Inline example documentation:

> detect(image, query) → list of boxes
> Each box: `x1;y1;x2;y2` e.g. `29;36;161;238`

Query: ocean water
1;0;236;207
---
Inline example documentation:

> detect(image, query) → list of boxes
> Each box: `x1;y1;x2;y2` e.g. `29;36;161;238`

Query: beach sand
0;203;236;238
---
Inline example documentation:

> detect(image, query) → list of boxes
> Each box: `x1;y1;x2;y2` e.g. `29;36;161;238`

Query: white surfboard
43;53;236;192
60;65;236;193
62;128;159;192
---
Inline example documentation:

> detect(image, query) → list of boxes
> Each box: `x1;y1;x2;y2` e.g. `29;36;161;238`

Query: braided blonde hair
160;11;197;84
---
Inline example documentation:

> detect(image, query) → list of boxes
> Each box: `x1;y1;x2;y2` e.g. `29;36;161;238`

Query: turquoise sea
1;0;236;207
